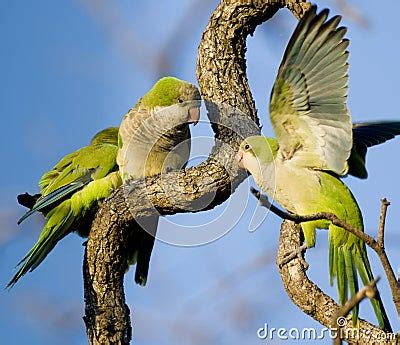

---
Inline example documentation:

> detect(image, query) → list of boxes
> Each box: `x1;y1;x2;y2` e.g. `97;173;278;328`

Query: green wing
41;127;119;195
9;127;120;288
269;7;352;175
348;121;400;178
18;127;119;223
90;126;119;146
17;174;93;224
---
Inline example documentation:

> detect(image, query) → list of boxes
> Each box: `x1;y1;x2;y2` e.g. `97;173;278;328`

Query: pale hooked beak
188;106;200;126
236;149;244;168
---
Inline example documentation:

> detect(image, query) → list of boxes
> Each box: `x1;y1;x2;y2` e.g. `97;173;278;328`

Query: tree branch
83;0;311;343
251;188;399;343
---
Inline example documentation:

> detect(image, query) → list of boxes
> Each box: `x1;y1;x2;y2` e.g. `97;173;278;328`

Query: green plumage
140;77;187;108
300;170;389;328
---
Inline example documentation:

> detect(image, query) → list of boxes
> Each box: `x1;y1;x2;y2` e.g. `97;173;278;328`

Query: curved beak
188;106;200;126
236;149;244;168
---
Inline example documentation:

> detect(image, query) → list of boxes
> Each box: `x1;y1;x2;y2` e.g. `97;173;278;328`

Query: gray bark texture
82;0;397;344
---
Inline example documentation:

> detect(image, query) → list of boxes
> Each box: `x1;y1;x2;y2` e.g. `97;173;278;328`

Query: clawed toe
278;243;308;268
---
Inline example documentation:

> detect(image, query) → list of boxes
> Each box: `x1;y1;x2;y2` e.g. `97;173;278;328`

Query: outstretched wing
348;121;400;178
269;6;352;175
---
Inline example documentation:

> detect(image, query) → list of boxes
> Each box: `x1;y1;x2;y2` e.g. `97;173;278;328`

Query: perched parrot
9;127;121;288
236;7;397;331
9;76;200;288
117;76;201;285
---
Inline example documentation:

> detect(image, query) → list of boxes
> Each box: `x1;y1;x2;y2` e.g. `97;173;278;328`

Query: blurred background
1;0;399;344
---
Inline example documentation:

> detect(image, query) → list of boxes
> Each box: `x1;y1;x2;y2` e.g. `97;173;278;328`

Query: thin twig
378;198;390;248
332;277;380;345
250;187;400;315
250;186;295;220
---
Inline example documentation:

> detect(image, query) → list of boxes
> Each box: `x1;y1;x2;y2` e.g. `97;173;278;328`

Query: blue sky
1;1;399;344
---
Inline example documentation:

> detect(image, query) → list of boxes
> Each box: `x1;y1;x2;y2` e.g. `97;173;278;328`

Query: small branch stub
378;198;390;249
332;277;380;345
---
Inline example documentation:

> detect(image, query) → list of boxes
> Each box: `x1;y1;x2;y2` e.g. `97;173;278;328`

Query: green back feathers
39;128;119;196
90;127;119;146
139;77;200;108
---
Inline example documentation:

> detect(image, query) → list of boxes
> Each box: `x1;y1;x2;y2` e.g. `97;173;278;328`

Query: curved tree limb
277;221;398;344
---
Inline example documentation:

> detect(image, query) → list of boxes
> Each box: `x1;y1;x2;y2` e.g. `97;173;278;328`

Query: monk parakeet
10;77;200;288
236;7;396;331
9;127;121;288
117;76;201;285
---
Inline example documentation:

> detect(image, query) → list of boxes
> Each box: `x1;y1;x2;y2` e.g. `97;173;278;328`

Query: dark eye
244;144;250;150
178;98;183;103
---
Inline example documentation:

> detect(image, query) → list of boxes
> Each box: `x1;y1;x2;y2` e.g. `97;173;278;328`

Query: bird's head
140;76;201;125
237;136;279;177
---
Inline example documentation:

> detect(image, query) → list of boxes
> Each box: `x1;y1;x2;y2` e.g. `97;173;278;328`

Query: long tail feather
344;249;359;326
354;251;392;332
8;205;74;288
336;247;348;305
329;225;392;332
134;216;158;286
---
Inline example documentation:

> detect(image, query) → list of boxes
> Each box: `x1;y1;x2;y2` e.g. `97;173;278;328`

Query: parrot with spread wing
236;6;396;331
9;77;200;288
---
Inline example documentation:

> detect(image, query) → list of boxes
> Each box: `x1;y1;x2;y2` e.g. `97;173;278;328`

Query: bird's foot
278;243;308;269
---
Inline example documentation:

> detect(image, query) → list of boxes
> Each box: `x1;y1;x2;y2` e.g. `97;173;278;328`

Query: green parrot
9;127;121;288
9;77;200;288
236;7;396;331
117;76;201;285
